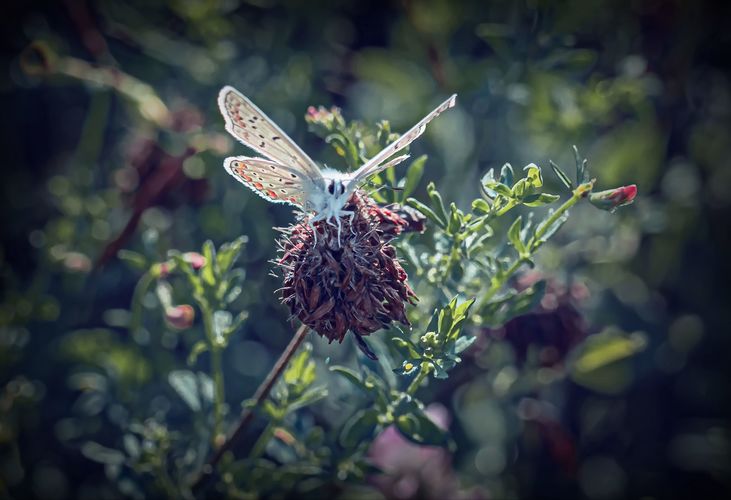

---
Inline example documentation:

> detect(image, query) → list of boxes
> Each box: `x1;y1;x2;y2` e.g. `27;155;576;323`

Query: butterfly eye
338;183;346;195
327;182;335;195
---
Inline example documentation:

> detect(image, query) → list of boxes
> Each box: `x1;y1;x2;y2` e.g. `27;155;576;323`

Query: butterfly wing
346;94;457;188
224;156;319;209
218;86;324;184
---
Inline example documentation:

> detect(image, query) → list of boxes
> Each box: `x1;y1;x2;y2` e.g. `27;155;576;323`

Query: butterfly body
218;86;457;243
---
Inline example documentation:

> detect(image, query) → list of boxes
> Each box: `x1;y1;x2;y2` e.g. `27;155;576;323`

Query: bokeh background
1;0;730;498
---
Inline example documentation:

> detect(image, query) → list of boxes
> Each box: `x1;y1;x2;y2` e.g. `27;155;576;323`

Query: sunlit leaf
168;370;200;411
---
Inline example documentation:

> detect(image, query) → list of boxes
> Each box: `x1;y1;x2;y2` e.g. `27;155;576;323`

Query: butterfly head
326;179;347;197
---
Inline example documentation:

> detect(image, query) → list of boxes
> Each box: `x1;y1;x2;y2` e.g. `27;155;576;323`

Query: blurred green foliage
1;0;730;499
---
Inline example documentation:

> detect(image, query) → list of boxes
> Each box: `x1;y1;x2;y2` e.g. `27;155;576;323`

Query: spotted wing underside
223;156;316;208
218;86;324;186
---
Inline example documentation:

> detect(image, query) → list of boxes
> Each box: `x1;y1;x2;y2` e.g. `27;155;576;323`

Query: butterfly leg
307;214;322;245
339;209;356;236
336;216;342;247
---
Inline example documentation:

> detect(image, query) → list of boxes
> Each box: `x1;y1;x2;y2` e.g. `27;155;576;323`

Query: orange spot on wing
254;182;263;189
267;189;278;198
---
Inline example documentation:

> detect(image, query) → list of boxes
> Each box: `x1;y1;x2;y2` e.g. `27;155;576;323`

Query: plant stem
533;181;593;242
202;307;225;448
406;363;430;395
190;323;310;492
211;345;225;446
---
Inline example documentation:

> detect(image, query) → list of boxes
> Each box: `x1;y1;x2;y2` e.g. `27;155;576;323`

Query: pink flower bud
164;305;195;330
182;252;206;270
589;184;637;211
155;262;171;278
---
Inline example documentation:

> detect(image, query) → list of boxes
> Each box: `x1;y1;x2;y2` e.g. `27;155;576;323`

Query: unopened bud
589;184;637;211
164;305;195;330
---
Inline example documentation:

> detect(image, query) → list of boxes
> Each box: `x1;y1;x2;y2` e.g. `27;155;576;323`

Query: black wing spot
259;141;266;148
280;189;287;193
259;134;265;139
270;165;276;170
268;183;275;188
290;173;297;178
272;136;281;141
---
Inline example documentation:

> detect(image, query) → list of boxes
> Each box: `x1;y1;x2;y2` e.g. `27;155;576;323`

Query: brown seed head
277;192;417;345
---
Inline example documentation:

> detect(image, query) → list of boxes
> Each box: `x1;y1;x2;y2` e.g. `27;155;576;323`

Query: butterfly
218;85;457;243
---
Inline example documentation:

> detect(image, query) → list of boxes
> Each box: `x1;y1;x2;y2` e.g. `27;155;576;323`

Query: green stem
533;181;593;242
406;363;431;395
203;307;225;448
129;271;155;337
249;422;276;459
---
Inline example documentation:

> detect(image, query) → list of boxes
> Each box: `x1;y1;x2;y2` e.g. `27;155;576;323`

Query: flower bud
182;252;206;270
164;304;195;330
589;184;637;211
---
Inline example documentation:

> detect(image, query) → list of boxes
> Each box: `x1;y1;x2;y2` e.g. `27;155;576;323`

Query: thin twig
190;323;310;492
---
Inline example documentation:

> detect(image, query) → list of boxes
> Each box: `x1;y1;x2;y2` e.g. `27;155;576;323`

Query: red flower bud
589;184;637;212
164;304;195;330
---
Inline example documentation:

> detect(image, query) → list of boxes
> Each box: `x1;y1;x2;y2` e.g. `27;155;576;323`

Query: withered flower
277;192;419;357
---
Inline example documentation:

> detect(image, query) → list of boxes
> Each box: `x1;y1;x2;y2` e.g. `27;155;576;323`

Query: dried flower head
277;192;418;353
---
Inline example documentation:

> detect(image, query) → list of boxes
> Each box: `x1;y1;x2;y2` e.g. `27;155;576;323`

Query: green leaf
287;385;328;412
168;370;201;411
187;340;208;365
499;163;514;186
569;329;647;394
330;365;365;390
492;182;513;198
391;337;421;359
454;335;476;354
339;409;380;448
471;198;491;214
401;155;427;200
447;203;462;235
507;216;526;255
406;197;446;228
216;236;247;274
437;298;455;340
523;163;543;189
523;193;561;207
427;182;449;226
201;240;217;286
122;434;140;459
81;442;126;465
480;170;498;197
394;408;449;446
573;145;589;184
550;160;573;190
284;343;315;387
118;250;147;270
